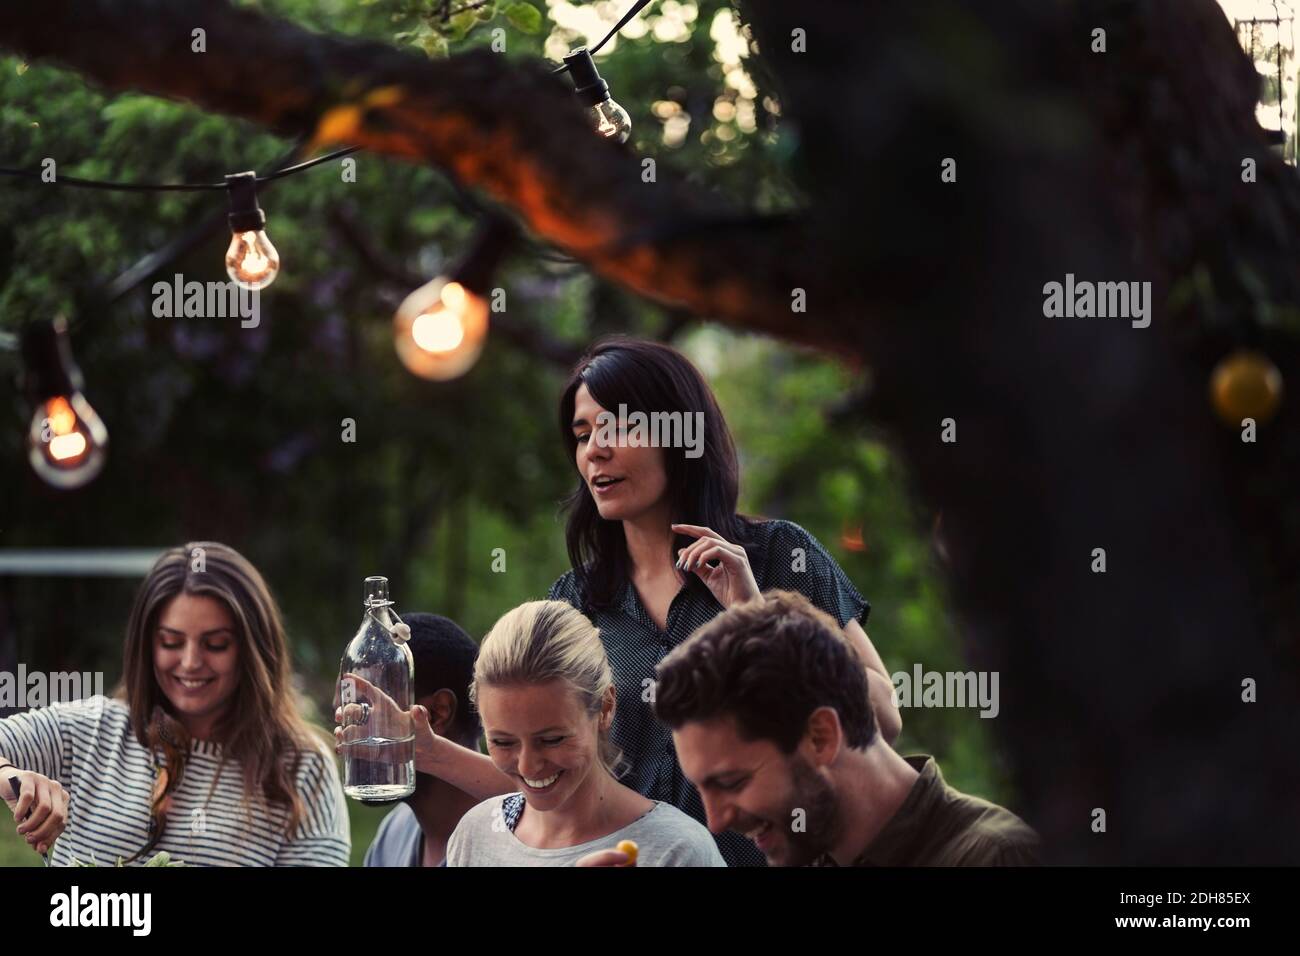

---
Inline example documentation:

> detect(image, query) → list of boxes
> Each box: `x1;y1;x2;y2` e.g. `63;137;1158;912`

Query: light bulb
563;47;633;143
589;98;631;143
28;392;108;490
224;171;279;290
225;229;280;290
393;278;489;381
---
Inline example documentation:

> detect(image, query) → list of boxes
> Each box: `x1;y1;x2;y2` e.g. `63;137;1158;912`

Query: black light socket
226;171;267;233
21;316;80;404
563;47;611;108
451;215;517;295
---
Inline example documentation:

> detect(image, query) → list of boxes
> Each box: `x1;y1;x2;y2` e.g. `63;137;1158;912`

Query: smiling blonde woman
444;600;724;867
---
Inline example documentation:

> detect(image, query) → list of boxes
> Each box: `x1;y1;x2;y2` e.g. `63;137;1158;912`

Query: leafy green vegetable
70;850;187;867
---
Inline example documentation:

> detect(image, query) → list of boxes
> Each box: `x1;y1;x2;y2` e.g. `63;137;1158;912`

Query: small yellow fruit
1211;350;1283;425
616;839;638;865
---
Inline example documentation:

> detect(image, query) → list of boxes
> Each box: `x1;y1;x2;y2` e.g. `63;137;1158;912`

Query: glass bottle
337;576;415;803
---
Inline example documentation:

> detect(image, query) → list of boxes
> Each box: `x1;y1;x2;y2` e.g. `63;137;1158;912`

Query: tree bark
742;0;1300;863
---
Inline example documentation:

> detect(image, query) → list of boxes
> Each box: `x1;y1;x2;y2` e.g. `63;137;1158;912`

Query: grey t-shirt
363;803;425;867
446;794;727;867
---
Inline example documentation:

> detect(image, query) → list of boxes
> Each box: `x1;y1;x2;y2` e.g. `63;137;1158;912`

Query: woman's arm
275;747;351;867
414;711;515;802
844;619;902;744
671;522;902;744
1;703;77;856
334;686;515;802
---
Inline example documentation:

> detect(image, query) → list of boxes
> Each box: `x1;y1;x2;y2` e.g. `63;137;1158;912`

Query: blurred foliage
0;0;1008;866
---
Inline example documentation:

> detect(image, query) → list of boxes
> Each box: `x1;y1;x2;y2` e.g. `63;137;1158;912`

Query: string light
393;216;515;381
563;47;632;143
20;317;108;490
224;171;281;290
0;0;659;463
549;0;650;140
1210;348;1284;424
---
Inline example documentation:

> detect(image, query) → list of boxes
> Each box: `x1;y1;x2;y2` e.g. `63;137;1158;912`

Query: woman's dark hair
558;337;755;609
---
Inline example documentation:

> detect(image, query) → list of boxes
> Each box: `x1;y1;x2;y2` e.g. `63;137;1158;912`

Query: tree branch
0;0;838;349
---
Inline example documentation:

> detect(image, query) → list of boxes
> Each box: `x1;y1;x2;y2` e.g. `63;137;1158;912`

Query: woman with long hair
372;338;897;867
545;338;898;866
0;542;349;866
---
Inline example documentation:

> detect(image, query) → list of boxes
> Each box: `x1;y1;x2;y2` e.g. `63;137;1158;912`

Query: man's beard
776;757;840;867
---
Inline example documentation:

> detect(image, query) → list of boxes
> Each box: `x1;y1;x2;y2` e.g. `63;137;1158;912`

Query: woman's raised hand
672;523;761;609
333;674;438;773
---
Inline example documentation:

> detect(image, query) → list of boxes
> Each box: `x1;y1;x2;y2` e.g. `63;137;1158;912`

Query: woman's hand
4;769;69;857
334;674;438;773
672;523;761;609
575;841;637;867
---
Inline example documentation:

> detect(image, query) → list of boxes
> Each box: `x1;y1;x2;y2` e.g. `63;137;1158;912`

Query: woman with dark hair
392;337;897;867
547;338;898;866
0;542;349;866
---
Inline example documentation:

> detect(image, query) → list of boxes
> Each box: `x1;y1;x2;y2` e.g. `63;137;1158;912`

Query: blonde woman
0;542;349;866
447;600;723;866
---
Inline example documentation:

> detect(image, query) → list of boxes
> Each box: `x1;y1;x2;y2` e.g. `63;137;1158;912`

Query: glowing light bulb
411;312;465;353
393;278;489;381
224;171;279;290
589;98;632;143
225;229;280;290
28;392;108;490
563;47;633;143
21;317;109;490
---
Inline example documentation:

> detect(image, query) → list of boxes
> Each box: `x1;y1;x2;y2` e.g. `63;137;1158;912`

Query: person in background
362;613;481;867
654;590;1039;867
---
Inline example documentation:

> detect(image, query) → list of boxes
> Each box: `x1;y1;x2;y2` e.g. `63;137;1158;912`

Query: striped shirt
0;695;350;867
549;518;871;867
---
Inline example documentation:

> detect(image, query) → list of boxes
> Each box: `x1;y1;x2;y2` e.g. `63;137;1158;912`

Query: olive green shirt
813;755;1039;866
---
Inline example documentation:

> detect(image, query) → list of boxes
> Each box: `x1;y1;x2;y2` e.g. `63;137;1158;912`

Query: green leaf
418;34;450;58
475;1;498;22
16;62;28;76
446;9;478;42
503;2;542;34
